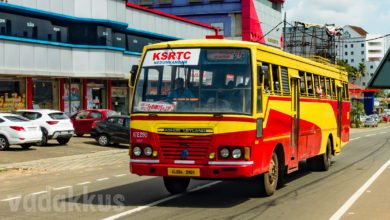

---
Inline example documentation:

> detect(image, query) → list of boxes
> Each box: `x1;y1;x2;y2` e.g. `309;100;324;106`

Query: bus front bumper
130;160;254;179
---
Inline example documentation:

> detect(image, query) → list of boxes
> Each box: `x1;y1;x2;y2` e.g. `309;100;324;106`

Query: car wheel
57;137;70;145
0;136;9;151
37;128;48;146
97;134;110;146
21;144;32;149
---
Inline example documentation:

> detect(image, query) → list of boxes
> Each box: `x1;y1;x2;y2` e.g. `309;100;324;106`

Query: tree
336;60;366;81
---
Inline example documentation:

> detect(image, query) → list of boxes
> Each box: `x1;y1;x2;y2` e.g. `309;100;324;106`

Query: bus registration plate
168;168;200;177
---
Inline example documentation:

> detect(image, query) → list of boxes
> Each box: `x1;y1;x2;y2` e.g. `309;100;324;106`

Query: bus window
145;69;160;96
330;79;336;99
325;77;331;98
261;63;270;92
271;64;280;94
299;71;306;96
320;76;326;97
306;73;314;96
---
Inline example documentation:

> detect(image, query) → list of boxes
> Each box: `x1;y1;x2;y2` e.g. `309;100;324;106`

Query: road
0;127;389;220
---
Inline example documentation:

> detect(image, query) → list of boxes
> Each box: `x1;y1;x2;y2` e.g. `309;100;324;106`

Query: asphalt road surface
0;126;389;220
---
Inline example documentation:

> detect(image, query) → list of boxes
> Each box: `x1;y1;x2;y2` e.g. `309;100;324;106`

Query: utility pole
283;12;286;51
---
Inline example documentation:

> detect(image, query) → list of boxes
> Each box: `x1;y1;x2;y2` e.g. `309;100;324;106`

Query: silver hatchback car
14;109;74;145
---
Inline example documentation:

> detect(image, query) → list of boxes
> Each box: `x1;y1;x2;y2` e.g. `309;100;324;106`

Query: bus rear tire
259;152;279;196
307;138;332;171
163;177;190;194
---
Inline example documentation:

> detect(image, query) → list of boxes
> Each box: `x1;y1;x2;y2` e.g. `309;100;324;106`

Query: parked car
364;117;378;127
70;109;119;137
91;115;130;146
14;109;74;145
0;113;42;150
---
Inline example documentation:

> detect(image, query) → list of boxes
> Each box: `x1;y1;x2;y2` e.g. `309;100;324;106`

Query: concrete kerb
0;149;128;173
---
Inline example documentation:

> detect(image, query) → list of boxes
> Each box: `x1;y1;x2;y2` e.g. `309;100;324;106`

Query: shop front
0;77;27;112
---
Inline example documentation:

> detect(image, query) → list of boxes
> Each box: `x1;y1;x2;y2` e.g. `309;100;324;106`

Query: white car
14;109;74;145
0;113;42;150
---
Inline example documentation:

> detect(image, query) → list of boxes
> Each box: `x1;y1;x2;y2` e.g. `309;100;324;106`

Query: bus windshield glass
132;48;252;114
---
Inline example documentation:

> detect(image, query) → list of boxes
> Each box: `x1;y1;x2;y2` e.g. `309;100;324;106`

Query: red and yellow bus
129;39;350;196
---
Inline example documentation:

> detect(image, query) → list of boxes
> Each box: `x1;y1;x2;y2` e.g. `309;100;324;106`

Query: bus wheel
163;177;190;194
259;152;279;196
307;138;332;171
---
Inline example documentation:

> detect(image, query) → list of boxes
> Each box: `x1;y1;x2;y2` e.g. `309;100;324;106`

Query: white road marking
1;196;21;202
102;181;222;220
97;178;110;181
114;174;127;177
365;134;375;137
330;159;390;220
349;137;361;141
30;191;48;196
76;181;91;186
53;186;72;191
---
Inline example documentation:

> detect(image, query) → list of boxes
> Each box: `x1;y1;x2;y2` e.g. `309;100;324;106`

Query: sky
283;0;390;34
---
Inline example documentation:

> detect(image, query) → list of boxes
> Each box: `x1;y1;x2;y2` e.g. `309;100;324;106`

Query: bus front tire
259;152;279;196
163;177;190;194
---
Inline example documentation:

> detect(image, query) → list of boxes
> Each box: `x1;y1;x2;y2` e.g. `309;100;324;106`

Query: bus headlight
232;148;242;159
220;148;230;158
144;146;153;156
133;146;142;156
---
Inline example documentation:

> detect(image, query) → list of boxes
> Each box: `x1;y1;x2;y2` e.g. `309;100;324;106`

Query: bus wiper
213;113;223;117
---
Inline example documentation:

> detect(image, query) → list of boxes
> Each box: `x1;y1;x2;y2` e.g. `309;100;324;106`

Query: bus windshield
132;48;253;114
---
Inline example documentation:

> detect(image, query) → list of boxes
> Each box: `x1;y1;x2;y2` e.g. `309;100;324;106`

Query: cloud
284;0;390;34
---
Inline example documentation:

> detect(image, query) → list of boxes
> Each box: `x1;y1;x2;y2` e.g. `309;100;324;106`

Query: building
337;25;390;88
128;0;285;48
0;0;216;115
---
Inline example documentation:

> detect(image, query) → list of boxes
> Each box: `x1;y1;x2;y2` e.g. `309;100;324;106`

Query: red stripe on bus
131;115;256;123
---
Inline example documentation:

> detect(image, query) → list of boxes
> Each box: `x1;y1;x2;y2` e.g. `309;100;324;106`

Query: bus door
289;73;300;171
335;84;343;153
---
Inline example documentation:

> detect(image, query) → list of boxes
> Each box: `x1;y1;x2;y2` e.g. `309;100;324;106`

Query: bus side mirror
129;65;138;87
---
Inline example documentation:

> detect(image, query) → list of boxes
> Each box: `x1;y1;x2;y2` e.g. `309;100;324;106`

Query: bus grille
159;135;212;162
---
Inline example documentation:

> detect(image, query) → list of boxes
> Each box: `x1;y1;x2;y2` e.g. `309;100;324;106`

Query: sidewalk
0;149;128;173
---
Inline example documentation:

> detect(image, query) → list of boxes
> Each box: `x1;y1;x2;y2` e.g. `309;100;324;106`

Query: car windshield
132;48;252;114
49;112;69;120
107;110;119;117
4;115;29;122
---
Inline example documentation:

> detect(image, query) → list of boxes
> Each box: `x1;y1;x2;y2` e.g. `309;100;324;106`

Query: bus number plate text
168;168;200;177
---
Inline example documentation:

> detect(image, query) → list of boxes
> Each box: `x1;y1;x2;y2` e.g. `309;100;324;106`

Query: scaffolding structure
284;22;340;64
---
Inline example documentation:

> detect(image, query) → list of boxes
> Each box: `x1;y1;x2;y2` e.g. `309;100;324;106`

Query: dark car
70;109;119;136
91;116;130;146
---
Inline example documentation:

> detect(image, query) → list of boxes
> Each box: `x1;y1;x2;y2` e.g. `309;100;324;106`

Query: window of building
32;79;59;110
0;78;27;112
362;82;366;86
113;32;126;48
351;44;354;48
370;73;374;76
139;0;153;5
159;0;172;4
345;44;348;48
361;51;364;55
64;78;81;116
361;43;364;47
127;34;160;53
361;58;364;62
351;51;354;55
345;52;348;55
351;59;354;63
97;26;112;46
370;65;374;69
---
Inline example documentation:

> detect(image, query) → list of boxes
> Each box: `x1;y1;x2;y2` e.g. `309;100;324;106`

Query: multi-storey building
0;0;216;115
128;0;285;48
337;25;390;88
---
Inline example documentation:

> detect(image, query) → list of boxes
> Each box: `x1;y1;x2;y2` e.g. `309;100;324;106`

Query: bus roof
143;39;347;78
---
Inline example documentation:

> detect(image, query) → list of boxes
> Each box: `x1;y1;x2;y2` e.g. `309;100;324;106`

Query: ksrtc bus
129;39;350;196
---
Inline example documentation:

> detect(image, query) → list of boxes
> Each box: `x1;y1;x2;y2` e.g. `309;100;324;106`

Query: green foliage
336;59;366;80
350;101;365;127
